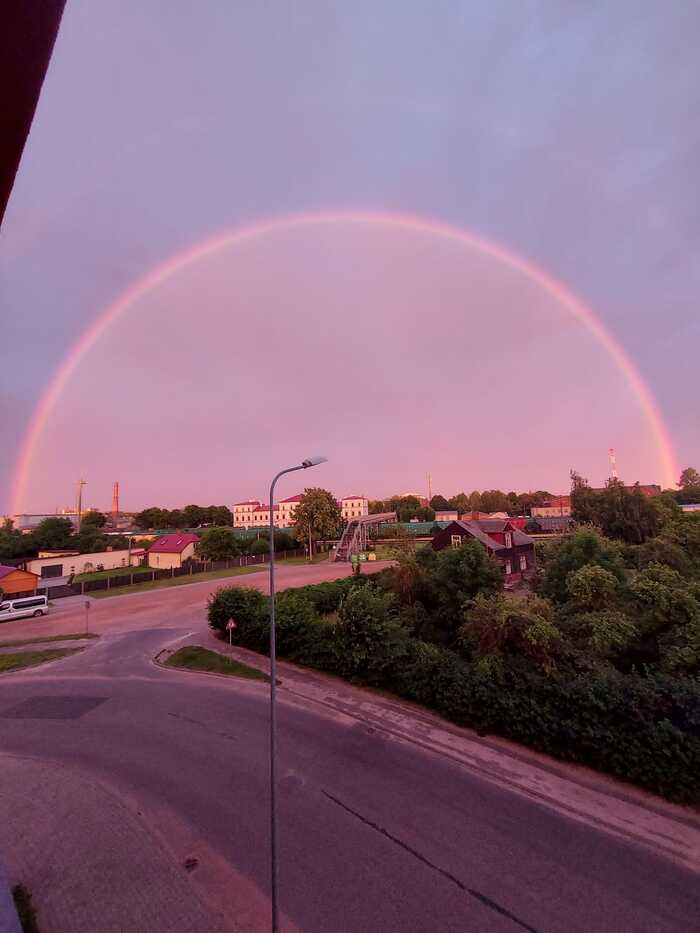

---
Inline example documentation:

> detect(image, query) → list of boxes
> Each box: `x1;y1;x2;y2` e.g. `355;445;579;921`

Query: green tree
292;488;343;556
134;508;169;530
368;499;387;514
565;564;620;612
80;510;107;529
467;491;482;512
448;492;470;513
208;505;233;526
182;504;206;528
166;509;185;528
538;527;626;604
429;495;451;511
31;517;74;549
198;527;241;560
459;593;561;674
479;490;512;514
335;586;406;685
679;467;700;489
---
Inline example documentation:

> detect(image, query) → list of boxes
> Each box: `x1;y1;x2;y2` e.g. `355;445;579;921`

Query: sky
1;1;699;513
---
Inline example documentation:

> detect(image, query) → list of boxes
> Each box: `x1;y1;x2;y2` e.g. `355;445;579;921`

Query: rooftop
148;533;199;554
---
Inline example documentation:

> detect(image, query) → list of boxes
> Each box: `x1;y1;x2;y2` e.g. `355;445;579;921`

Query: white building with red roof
147;533;199;569
233;493;368;528
340;496;368;521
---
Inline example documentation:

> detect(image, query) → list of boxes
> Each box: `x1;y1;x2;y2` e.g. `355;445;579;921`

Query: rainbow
11;209;678;510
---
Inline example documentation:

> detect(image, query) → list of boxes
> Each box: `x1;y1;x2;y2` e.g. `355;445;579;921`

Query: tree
31;517;74;549
134;508;169;530
448;492;470;514
565;564;620;612
429;495;451;511
467;491;482;512
368;499;387;514
679;467;700;490
166;509;184;528
198;527;240;560
479;490;512;514
182;504;206;528
80;510;107;529
208;505;233;526
538;527;626;604
292;488;343;556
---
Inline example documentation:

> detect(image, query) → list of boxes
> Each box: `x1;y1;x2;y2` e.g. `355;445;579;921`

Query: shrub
274;591;320;658
538;527;626;604
250;539;270;556
334;586;407;685
208;586;269;650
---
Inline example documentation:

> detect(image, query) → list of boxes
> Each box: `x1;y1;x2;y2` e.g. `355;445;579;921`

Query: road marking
322;790;538;932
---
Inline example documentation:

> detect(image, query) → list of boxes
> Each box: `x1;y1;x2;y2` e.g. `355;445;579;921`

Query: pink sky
14;220;673;513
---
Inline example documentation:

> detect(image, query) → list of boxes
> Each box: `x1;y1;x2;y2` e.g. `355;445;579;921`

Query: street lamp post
268;455;326;932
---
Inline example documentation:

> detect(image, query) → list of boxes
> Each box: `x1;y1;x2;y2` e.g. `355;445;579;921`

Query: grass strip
0;633;98;649
165;646;269;681
12;884;40;933
87;564;265;599
0;648;80;673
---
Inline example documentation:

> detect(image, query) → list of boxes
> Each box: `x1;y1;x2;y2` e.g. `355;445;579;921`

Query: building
528;515;574;534
434;510;459;523
681;503;700;513
24;548;145;579
432;519;535;582
0;564;39;597
341;496;368;520
147;533;199;569
234;493;368;528
12;511;80;533
531;496;571;517
232;500;261;527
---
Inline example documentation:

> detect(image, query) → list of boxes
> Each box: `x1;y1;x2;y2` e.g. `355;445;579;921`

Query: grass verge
87;564;265;599
12;884;39;933
0;648;81;673
165;645;269;681
0;633;98;649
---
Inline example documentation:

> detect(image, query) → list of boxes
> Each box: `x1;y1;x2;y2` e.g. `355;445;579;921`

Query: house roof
342;495;367;501
148;533;199;554
233;500;260;506
279;494;303;503
253;505;279;512
0;564;37;580
441;520;533;552
449;521;503;551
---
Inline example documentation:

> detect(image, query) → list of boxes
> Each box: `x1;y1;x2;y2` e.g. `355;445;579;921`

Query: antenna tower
427;472;432;502
112;481;120;515
76;479;87;528
608;448;618;480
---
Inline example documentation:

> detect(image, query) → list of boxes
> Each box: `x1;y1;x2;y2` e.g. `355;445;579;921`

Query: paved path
0;561;698;932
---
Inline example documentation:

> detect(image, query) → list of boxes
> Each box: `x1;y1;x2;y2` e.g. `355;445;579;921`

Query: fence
37;546;321;600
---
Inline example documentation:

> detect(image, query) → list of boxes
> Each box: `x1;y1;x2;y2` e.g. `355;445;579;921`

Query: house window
504;532;513;548
504;560;512;575
451;535;462;549
520;554;527;571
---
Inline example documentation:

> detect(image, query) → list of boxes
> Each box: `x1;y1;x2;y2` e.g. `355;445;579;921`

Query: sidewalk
193;632;700;875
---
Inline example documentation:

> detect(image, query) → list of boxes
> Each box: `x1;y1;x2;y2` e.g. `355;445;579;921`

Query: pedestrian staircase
333;511;398;561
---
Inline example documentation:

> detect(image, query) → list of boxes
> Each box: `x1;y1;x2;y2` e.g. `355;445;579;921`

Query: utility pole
608;448;618;480
427;472;432;503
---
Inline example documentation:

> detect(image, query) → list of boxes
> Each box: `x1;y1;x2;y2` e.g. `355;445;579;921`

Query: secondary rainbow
11;209;678;511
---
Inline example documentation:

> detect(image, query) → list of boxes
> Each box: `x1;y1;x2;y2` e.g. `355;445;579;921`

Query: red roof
279;494;303;503
342;495;367;501
234;500;260;506
148;533;199;554
0;564;37;580
253;505;278;512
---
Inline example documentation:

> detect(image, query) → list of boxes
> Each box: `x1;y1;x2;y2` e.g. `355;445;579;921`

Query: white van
0;595;49;621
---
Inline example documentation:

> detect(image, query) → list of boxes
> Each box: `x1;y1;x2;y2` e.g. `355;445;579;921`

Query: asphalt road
0;563;698;932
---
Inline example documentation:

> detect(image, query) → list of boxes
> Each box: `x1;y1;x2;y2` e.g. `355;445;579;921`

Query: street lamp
268;455;327;932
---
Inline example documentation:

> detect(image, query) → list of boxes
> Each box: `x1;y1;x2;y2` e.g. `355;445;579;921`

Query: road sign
226;619;237;630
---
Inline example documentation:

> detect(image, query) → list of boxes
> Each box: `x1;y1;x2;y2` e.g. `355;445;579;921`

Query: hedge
207;583;700;802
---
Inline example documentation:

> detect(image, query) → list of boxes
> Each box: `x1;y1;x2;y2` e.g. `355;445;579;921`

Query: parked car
0;595;49;621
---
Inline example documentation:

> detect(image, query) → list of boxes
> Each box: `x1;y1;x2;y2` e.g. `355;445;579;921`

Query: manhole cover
1;696;109;720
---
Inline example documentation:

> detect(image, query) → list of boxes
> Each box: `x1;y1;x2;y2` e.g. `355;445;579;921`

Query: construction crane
608;448;618;480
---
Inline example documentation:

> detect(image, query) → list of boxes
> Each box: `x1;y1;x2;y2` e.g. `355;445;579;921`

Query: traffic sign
226;619;237;630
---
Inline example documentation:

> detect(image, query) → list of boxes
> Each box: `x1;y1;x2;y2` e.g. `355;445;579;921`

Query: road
0;562;698;932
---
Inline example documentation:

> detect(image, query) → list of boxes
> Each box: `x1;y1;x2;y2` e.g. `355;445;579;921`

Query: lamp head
302;456;328;468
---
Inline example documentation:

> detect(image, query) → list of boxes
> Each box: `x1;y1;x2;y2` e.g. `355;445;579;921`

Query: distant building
25;548;145;579
12;511;79;533
341;496;368;521
434;510;458;523
681;503;700;513
147;533;198;569
234;493;368;528
531;496;571;518
432;519;535;582
0;564;39;597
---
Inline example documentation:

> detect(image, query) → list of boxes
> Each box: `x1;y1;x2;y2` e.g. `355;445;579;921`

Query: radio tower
112;481;120;515
608;448;618;480
76;479;87;529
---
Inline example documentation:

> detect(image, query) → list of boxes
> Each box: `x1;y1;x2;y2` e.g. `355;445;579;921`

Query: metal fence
37;546;318;601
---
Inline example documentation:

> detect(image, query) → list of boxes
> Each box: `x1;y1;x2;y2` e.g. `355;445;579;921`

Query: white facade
233;501;261;527
26;548;144;578
341;496;369;520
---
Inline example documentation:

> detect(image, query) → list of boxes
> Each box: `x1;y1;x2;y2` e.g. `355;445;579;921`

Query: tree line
0;510;135;562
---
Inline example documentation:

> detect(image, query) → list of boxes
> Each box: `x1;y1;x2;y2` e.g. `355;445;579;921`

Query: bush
538;527;626;604
291;577;362;614
208;586;269;649
250;539;270;556
334;586;407;685
274;591;320;658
